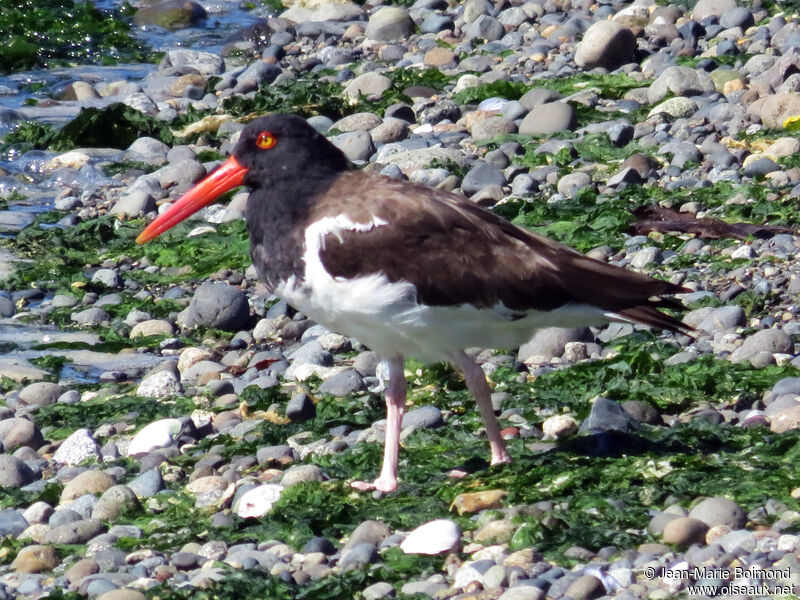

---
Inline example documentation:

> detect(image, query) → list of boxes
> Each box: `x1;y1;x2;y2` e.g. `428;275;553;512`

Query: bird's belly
276;272;611;362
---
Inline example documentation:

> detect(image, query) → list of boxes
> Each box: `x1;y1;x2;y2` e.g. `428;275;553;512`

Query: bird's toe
350;476;398;493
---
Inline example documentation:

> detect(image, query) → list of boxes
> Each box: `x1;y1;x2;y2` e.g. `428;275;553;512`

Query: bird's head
136;114;348;244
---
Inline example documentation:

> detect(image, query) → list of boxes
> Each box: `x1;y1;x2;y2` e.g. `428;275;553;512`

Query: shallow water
0;0;264;382
0;320;168;383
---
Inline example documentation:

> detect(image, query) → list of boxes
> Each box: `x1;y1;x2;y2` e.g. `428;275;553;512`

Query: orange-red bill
136;156;248;244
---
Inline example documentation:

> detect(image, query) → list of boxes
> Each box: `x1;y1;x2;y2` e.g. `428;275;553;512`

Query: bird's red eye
255;131;277;150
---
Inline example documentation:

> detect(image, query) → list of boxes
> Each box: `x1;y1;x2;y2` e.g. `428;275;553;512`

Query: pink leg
351;356;406;493
453;352;512;465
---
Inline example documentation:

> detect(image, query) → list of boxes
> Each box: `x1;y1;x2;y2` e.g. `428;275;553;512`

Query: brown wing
314;172;690;334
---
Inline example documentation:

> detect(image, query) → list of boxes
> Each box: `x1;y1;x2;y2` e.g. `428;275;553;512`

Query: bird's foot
490;451;513;466
350;476;398;493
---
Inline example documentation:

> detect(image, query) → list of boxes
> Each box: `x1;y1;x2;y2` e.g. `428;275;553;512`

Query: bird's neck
244;169;344;290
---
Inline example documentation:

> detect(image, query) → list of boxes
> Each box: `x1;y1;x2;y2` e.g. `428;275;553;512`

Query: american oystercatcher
137;114;690;492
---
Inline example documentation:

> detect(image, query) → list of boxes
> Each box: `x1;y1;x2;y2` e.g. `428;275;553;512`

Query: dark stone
402;405;443;429
286;392;316;423
302;536;337;555
579;397;637;433
318;370;364;396
186;281;250;331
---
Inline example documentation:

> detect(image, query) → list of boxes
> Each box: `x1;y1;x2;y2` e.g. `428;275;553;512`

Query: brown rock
65;558;100;584
424;47;456;68
474;519;516;544
705;524;731;545
130;319;175;338
760;93;800;129
10;544;59;573
722;79;745;95
771;405;800;433
451;490;508;515
169;73;206;97
0;418;45;451
60;470;116;503
97;590;149;600
564;574;605;600
662;517;709;547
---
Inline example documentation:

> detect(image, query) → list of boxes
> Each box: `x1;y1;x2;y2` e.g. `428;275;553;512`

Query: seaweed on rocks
0;0;147;73
2;104;175;152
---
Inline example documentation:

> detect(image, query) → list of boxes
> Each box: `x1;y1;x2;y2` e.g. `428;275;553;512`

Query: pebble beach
1;0;800;598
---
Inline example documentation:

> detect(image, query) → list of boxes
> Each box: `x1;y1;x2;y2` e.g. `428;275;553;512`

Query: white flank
278;214;613;362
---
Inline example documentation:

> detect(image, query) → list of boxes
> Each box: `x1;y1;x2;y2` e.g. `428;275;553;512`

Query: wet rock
159;49;224;76
134;0;206;29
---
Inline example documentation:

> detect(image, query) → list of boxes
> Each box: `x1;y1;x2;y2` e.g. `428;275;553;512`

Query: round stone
61;471;116;503
575;21;635;69
400;519;460;555
10;545;59;573
689;497;746;529
662;517;709;547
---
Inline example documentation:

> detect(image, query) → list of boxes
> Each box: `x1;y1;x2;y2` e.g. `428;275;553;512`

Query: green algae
35;393;197;439
3;104;175;153
1;214;250;292
0;0;147;73
221;67;450;121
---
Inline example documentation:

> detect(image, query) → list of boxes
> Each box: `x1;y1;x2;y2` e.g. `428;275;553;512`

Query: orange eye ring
255;131;277;150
